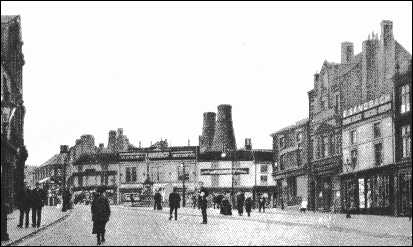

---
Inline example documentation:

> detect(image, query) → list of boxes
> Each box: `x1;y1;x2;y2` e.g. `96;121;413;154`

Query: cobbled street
17;205;412;246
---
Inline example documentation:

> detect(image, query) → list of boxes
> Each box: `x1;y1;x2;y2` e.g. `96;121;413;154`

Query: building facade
33;145;69;205
1;15;27;217
308;20;411;213
198;148;274;207
341;94;395;215
271;119;310;208
393;62;412;216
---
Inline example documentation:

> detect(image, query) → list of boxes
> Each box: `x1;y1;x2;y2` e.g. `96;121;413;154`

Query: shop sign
342;94;391;118
200;168;249;175
343;102;392;126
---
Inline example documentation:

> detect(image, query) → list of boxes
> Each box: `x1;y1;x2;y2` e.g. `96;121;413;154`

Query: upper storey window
401;84;410;114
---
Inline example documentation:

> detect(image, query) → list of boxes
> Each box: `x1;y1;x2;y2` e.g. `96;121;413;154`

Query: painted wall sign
200;168;249;176
342;102;392;126
342;94;391;118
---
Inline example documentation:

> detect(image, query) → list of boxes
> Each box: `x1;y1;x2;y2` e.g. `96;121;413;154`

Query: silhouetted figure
91;187;111;246
17;184;32;228
154;191;162;210
31;182;46;228
237;193;245;216
169;188;181;220
245;196;253;217
199;192;208;224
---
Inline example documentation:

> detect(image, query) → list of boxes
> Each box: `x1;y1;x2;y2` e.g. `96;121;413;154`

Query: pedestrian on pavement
216;194;224;209
17;183;32;228
236;192;245;216
31;182;46;228
258;194;266;213
191;194;197;209
199;191;208;224
154;190;162;210
168;188;181;221
245;195;253;217
91;186;111;246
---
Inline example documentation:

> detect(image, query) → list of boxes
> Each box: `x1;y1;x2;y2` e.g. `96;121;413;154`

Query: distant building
271;119;310;208
198;142;275;207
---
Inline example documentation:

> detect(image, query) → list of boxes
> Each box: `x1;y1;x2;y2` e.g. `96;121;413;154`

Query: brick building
271;119;310;208
393;62;412;216
1;15;27;210
308;20;411;213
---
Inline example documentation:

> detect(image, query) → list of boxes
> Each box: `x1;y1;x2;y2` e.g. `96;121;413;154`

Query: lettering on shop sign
343;102;392;126
200;168;249;175
171;151;196;158
342;94;391;118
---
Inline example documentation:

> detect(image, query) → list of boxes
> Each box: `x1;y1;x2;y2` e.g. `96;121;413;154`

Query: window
350;130;357;145
320;99;325;111
260;164;268;173
323;136;329;158
374;143;383;166
260;175;268;184
280;155;285;170
297;132;303;144
125;167;131;183
335;94;340;113
373;122;381;138
279;137;285;149
297;149;301;166
402;125;411;158
401;84;410;114
131;167;137;182
351;149;358;167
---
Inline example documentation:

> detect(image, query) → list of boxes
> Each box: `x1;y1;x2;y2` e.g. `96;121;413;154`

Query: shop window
373;122;381;139
400;84;410;114
402;125;411;158
374;143;383;166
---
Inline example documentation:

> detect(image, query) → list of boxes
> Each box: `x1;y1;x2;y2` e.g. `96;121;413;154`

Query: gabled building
308;20;411;213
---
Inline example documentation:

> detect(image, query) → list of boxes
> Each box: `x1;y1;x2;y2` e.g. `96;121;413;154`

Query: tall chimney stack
60;145;69;154
200;112;216;153
211;104;236;152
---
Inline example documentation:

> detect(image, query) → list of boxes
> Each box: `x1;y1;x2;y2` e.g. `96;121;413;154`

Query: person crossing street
168;188;181;221
199;191;208;224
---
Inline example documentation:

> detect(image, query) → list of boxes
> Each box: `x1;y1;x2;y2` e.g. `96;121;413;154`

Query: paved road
17;205;411;246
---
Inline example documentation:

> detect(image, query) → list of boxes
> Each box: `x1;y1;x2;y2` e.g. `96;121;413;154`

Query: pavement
122;205;413;239
14;204;412;246
1;205;72;246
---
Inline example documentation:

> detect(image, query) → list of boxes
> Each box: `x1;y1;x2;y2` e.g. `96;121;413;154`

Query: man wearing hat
91;186;111;245
199;191;208;224
31;182;46;228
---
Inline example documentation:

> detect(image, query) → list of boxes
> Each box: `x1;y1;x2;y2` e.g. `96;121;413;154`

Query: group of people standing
16;182;46;228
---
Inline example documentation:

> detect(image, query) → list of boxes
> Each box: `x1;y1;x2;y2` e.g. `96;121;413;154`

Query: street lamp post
181;162;186;207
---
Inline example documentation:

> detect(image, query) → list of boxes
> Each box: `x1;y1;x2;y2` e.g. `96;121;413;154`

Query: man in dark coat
258;194;266;213
154;191;162;210
91;186;111;245
31;182;46;228
17;184;32;228
199;191;208;224
236;192;245;216
168;188;181;220
245;195;253;217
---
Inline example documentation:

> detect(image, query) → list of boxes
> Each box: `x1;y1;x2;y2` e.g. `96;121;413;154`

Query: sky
1;1;412;166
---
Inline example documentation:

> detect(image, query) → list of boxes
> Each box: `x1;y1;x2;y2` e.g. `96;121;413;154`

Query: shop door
400;173;412;216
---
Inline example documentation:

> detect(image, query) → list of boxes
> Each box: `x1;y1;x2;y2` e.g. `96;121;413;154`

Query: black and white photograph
1;1;412;246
